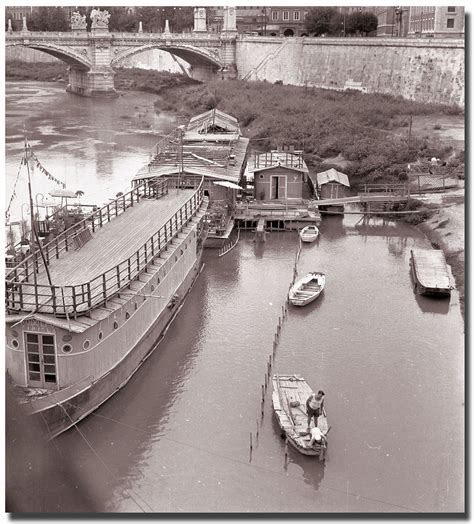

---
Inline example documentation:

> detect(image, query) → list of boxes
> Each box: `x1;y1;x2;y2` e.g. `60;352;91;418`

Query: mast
24;129;53;288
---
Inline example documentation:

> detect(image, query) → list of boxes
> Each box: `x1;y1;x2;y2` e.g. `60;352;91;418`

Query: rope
56;403;153;512
6;155;25;223
70;406;421;513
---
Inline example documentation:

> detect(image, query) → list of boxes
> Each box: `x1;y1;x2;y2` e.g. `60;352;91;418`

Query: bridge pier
67;66;117;98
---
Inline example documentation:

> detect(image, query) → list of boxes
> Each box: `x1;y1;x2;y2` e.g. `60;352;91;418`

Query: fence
6;179;205;317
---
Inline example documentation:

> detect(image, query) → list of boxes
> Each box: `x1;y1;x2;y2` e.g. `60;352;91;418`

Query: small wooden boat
272;374;329;460
288;271;325;306
299;225;319;243
410;249;452;297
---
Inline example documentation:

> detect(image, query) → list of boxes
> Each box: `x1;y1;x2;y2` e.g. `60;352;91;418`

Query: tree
28;7;69;31
107;7;137;32
346;11;378;36
305;7;339;36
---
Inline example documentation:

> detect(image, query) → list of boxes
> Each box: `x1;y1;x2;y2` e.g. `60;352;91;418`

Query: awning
49;189;77;198
213;181;241;190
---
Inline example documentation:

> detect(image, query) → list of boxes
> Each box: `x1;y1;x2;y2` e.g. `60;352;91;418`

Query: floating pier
410;249;452;297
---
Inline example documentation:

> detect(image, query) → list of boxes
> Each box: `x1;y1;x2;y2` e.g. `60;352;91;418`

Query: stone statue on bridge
70;11;87;31
90;8;111;29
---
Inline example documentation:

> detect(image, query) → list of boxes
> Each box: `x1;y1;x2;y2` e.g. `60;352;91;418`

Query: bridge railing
5;179;205;317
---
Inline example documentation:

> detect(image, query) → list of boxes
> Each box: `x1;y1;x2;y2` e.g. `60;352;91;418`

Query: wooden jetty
410;249;452;297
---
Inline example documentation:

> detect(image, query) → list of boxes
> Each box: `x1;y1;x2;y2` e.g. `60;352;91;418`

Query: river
5;82;465;514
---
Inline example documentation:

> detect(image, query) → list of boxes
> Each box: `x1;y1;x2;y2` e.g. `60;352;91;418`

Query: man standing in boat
306;390;325;431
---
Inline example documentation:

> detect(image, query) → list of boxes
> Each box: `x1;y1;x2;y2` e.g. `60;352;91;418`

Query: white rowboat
299;225;319;243
288;271;325;306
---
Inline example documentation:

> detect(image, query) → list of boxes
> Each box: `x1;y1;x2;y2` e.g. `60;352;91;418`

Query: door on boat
24;333;57;388
271;176;286;200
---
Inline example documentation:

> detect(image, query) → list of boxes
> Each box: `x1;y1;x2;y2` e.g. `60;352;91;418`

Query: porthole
63;334;72;342
180;249;183;256
134;302;138;311
125;312;130;320
11;330;19;338
113;321;119;329
62;344;72;353
98;331;103;341
83;340;90;350
175;255;178;262
259;174;264;179
12;339;19;348
151;285;155;292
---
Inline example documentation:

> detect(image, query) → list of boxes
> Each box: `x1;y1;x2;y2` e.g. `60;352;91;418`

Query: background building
407;6;464;38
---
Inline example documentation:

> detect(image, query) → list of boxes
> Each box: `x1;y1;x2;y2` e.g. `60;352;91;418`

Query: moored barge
5;178;208;438
410;249;452;297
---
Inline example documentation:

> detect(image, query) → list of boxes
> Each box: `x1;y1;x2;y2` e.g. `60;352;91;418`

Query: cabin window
259;174;264;179
12;339;19;348
180;249;183;256
151;285;155;292
125;312;130;320
98;331;103;340
62;344;72;353
175;255;178;262
113;321;119;329
134;302;138;311
83;340;90;350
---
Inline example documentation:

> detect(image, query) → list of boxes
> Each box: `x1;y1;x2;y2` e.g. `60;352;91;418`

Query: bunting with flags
29;149;67;189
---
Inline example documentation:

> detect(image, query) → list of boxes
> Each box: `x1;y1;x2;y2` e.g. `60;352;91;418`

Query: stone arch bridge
5;29;237;97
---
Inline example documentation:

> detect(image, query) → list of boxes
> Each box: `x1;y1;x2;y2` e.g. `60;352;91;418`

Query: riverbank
415;187;464;318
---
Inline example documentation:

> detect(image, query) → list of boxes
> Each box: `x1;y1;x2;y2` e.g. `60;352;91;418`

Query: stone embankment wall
236;36;464;107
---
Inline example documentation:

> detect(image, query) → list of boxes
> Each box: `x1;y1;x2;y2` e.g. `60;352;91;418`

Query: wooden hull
272;374;328;460
289;272;325;306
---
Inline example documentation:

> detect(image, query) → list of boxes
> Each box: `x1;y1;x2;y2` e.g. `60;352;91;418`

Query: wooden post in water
249;432;253;450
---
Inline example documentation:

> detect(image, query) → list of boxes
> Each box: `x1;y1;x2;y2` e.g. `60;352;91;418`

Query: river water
5;82;465;514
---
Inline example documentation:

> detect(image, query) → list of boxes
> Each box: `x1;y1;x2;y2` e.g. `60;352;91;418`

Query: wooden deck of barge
410;249;452;296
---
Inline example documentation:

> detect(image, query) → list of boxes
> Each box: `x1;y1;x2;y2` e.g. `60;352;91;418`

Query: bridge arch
111;43;222;81
5;41;92;70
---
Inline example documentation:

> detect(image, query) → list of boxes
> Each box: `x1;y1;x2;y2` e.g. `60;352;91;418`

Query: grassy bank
7;62;464;194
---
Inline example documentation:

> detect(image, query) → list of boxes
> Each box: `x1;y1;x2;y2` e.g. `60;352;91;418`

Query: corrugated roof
248;150;308;174
134;137;249;184
187;108;240;137
314;168;350;187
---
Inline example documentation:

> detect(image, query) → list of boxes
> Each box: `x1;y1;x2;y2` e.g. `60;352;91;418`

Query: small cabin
248;148;309;201
310;168;351;200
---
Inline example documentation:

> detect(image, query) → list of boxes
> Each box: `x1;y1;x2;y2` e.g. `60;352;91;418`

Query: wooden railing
5;178;205;317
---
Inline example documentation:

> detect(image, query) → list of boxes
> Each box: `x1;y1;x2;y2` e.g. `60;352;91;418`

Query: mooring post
256;419;259;438
261;384;265;401
250;432;253;450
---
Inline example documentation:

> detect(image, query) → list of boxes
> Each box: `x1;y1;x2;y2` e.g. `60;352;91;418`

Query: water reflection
319;216;347;241
414;290;450;315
